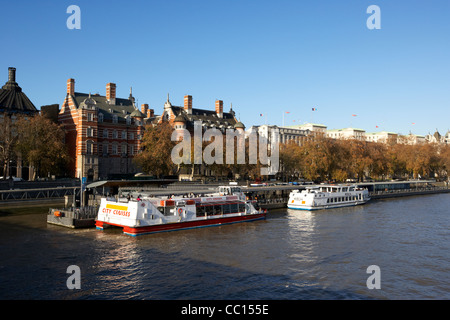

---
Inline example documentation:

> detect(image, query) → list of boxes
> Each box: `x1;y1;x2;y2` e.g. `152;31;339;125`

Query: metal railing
370;186;450;196
50;205;98;220
0;187;79;201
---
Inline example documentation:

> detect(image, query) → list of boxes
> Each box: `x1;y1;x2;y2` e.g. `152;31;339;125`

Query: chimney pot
215;100;223;118
184;95;192;114
106;83;116;103
141;104;149;114
67;78;75;96
8;67;16;83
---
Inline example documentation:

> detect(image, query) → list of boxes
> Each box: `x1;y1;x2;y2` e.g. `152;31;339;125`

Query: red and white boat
95;186;266;236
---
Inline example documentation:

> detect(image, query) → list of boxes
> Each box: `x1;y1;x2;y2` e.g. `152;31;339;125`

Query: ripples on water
0;194;449;300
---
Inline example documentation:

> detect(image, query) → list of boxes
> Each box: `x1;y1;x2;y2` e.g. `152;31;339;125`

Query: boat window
230;203;238;213
214;205;222;214
342;187;348;192
163;207;175;216
239;203;245;212
222;204;231;214
204;205;214;216
196;205;206;217
349;187;355;191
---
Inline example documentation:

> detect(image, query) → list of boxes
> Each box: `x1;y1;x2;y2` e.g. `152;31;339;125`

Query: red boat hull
96;213;266;236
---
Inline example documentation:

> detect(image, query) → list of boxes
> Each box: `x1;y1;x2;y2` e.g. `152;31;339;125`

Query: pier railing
0;186;78;201
370;185;450;198
49;205;98;220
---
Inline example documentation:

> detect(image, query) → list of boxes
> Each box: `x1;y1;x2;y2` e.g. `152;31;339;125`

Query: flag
312;108;317;111
260;113;263;116
376;125;379;128
285;111;290;114
352;114;357;117
412;122;416;125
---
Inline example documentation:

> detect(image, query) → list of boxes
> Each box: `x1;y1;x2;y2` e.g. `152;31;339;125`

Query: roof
234;121;245;129
71;92;140;121
0;68;38;114
167;105;238;129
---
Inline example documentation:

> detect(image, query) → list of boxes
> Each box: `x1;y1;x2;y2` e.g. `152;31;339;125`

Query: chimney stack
106;83;116;104
141;104;148;114
8;67;16;83
184;95;192;114
67;78;75;96
148;109;154;118
215;100;223;118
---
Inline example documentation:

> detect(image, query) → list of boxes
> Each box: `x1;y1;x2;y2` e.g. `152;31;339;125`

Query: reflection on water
0;194;449;299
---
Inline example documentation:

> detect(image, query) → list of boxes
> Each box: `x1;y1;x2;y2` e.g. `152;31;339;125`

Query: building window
113;115;118;124
112;143;118;155
103;129;108;139
87;127;93;137
113;130;118;139
126;116;131;125
121;130;126;139
86;140;93;155
129;133;134;140
98;113;104;123
87;113;93;122
130;145;134;155
121;143;127;155
103;143;108;156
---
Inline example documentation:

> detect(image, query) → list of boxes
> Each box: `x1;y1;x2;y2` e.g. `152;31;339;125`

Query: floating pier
47;207;97;228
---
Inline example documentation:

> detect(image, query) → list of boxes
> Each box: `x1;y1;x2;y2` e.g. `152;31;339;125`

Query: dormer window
113;115;118;123
98;113;104;123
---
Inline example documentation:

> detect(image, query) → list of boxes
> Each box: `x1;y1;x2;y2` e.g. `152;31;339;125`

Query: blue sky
1;0;449;136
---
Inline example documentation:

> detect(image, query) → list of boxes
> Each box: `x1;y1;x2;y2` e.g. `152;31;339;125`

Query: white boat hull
288;200;369;211
288;184;370;211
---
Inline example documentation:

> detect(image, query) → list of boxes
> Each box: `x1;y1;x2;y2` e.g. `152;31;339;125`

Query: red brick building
153;94;243;133
58;79;153;180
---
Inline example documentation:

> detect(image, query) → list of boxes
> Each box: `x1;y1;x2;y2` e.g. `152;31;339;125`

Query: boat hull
287;200;369;211
96;213;266;236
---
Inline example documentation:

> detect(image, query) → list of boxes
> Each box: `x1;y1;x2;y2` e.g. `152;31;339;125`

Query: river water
0;193;449;300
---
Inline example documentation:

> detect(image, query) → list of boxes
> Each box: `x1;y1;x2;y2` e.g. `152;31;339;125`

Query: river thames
0;193;449;300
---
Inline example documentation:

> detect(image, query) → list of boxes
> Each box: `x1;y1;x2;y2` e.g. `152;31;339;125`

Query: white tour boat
96;186;266;236
288;184;370;210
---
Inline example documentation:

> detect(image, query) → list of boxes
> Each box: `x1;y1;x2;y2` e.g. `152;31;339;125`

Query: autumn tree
15;115;70;179
0;114;21;179
279;141;302;181
134;121;177;178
